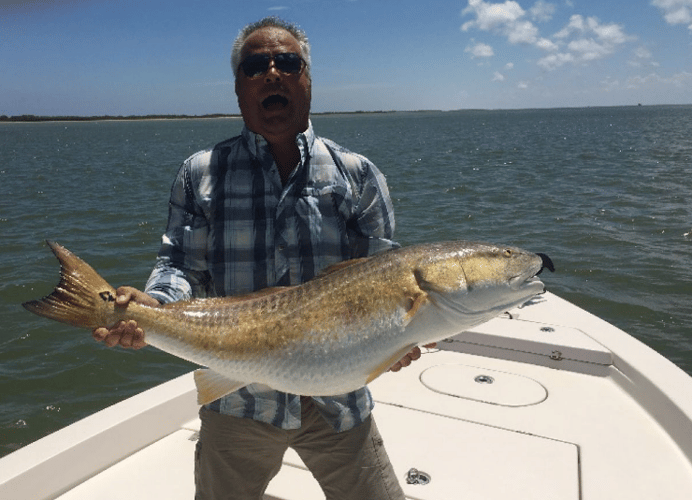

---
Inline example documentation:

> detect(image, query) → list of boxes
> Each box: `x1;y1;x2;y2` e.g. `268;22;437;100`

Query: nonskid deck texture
2;292;691;499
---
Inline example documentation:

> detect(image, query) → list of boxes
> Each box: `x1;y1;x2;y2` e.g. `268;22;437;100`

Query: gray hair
231;17;311;79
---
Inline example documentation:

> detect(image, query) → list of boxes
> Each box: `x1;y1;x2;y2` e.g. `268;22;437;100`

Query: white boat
2;291;692;499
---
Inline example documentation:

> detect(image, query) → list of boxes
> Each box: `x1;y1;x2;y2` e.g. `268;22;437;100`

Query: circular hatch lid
420;364;548;407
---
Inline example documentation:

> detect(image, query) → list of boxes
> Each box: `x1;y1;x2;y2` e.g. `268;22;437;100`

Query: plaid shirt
145;122;398;431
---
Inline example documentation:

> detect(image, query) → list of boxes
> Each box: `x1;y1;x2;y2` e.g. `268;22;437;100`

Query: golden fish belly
142;302;415;396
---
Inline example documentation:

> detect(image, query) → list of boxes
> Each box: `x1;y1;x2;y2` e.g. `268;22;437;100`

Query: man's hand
389;343;437;372
91;286;159;349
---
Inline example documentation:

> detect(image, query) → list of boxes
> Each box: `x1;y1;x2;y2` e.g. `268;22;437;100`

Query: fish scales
145;253;419;361
23;240;552;402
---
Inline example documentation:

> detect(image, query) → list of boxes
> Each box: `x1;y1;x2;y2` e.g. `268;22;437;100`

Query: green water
2;106;691;457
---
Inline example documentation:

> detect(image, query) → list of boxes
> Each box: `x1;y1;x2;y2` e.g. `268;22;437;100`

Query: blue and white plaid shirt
145;121;398;431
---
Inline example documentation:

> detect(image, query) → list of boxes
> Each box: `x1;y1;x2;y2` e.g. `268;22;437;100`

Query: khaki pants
195;398;404;500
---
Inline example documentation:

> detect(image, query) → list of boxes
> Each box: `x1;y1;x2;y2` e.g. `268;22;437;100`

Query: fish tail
22;241;118;330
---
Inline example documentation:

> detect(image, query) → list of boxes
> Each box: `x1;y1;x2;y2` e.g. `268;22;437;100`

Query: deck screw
474;375;495;384
405;468;431;485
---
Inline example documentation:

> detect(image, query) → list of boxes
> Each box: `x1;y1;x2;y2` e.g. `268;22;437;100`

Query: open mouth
509;253;554;290
262;94;289;110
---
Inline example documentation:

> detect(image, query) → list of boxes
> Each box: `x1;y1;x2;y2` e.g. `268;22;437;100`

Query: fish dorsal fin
230;286;292;301
175;287;294;310
316;257;370;278
193;369;247;405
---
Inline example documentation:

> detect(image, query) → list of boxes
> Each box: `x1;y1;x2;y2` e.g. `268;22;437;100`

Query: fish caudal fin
22;241;118;330
194;369;247;405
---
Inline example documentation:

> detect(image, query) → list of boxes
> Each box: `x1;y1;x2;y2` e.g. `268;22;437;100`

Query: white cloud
507;19;540;43
518;81;529;89
589;18;632;44
634;46;653;59
536;37;559;51
462;0;542;45
600;77;620;92
568;38;613;61
628;46;660;67
537;52;574;70
547;15;635;68
492;62;514;82
530;1;556;22
553;14;586;38
626;71;692;89
462;3;635;73
462;0;526;31
651;0;692;29
465;41;495;58
553;15;633;45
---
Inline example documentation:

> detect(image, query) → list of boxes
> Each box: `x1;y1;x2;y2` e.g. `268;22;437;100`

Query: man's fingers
92;327;108;341
388;344;437;372
131;335;147;350
103;333;121;348
91;320;147;349
120;332;134;347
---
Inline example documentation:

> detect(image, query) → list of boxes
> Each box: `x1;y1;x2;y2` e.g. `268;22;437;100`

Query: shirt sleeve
145;158;212;304
347;157;400;258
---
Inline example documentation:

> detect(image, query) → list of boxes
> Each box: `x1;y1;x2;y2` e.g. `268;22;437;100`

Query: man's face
235;27;311;145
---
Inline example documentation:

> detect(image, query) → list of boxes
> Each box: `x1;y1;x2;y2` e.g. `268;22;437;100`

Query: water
1;107;691;457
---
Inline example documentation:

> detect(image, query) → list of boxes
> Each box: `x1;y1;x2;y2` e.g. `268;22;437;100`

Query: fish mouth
509;253;554;291
262;94;289;110
509;274;545;291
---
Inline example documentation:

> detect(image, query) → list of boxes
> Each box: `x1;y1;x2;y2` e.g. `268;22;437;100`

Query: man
93;17;425;500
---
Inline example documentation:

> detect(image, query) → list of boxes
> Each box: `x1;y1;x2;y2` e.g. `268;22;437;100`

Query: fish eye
503;249;512;257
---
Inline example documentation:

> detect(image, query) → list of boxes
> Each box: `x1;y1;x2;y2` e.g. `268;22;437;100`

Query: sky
1;0;691;115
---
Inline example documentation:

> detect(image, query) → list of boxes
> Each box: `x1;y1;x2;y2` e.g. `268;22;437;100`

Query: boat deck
2;292;692;499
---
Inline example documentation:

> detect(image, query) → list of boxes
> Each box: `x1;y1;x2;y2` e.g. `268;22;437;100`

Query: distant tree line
0;111;404;123
0;114;239;122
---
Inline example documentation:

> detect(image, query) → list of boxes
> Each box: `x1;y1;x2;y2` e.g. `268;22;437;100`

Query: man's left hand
389;343;437;372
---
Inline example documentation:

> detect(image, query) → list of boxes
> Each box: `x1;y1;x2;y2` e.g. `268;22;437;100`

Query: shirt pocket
182;219;209;271
296;184;352;269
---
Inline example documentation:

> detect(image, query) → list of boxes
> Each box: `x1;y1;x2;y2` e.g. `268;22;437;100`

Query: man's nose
264;61;282;83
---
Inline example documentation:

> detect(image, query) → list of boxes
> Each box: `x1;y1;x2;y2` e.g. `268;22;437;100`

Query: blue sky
2;0;691;115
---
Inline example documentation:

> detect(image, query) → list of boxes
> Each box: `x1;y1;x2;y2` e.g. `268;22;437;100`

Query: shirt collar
242;120;316;167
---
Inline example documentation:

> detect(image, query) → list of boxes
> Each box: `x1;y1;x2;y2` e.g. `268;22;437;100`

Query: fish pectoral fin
365;344;418;385
193;369;247;406
404;292;428;323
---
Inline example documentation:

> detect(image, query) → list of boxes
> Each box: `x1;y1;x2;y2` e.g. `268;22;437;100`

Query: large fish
23;241;553;404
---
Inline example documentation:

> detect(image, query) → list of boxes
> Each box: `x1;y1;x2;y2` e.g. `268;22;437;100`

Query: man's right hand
91;286;159;349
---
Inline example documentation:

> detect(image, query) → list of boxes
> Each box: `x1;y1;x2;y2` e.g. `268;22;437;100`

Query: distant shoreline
0;113;241;123
3;105;688;123
0;110;402;123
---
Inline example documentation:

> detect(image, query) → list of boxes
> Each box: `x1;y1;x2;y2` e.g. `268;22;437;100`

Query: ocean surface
1;106;691;458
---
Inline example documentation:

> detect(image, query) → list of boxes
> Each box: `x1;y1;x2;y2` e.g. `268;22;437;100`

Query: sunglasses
238;52;305;78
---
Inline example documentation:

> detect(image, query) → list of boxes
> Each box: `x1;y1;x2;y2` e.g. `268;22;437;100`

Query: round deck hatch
420;364;547;407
